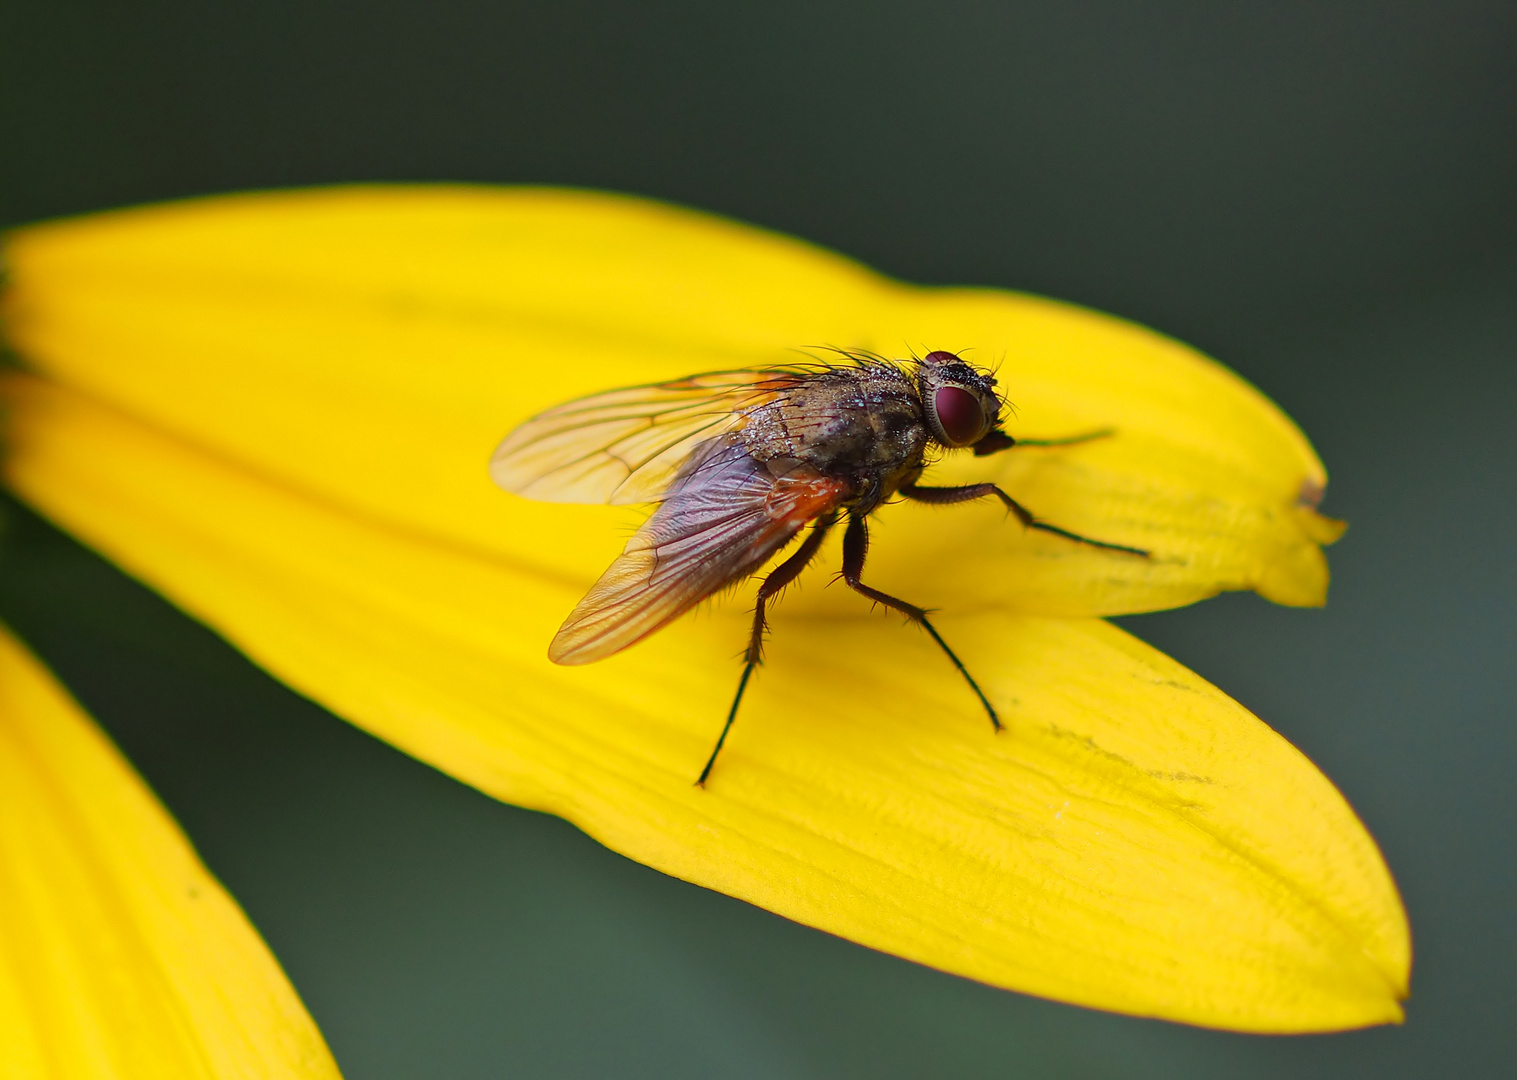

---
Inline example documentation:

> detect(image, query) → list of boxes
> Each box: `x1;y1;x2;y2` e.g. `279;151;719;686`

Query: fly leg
973;428;1113;456
698;513;837;787
1010;428;1115;448
899;482;1149;557
839;513;1001;732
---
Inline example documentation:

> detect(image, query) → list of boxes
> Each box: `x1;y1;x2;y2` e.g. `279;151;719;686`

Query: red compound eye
932;385;985;446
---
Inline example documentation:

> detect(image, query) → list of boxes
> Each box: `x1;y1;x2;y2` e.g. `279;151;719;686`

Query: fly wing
490;369;802;505
549;437;852;664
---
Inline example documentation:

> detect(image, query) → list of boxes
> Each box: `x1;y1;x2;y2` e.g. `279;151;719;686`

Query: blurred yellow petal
0;623;342;1078
1;186;1337;617
2;375;1408;1032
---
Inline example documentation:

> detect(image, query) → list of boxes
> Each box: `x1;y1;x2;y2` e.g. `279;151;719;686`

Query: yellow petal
2;186;1336;616
0;622;341;1078
2;375;1409;1032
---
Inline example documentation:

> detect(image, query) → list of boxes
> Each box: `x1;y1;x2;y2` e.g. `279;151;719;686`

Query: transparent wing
549;437;851;664
490;369;803;505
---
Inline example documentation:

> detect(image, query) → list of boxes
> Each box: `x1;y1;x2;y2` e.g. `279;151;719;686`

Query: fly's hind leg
839;513;1002;732
697;513;837;787
899;482;1149;557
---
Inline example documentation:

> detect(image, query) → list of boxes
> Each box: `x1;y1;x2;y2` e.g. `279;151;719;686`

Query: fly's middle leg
839;513;1002;733
697;513;837;787
899;482;1149;557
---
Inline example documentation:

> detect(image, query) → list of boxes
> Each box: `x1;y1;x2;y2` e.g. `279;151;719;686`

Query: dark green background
2;2;1514;1076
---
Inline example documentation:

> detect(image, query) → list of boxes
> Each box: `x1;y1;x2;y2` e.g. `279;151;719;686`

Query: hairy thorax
739;366;929;506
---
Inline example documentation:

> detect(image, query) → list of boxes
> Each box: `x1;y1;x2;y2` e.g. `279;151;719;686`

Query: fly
490;350;1146;784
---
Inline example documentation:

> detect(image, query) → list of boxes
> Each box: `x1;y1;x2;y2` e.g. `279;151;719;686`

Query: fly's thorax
739;367;928;480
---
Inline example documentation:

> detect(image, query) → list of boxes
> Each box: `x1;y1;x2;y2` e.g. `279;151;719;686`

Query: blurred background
2;2;1514;1076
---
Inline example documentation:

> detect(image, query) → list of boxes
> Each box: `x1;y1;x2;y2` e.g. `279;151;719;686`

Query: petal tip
1298;506;1349;546
1248;486;1347;608
1296;478;1349;545
1253;547;1332;607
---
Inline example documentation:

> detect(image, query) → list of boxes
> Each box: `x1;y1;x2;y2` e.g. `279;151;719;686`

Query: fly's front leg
839;513;1001;732
899;482;1148;557
1009;428;1115;448
698;513;836;787
973;428;1113;456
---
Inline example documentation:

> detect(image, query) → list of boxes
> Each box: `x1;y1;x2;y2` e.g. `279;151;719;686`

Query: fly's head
914;350;1011;454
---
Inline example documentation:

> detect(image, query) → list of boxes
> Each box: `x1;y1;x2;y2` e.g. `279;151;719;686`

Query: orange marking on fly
764;472;852;526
